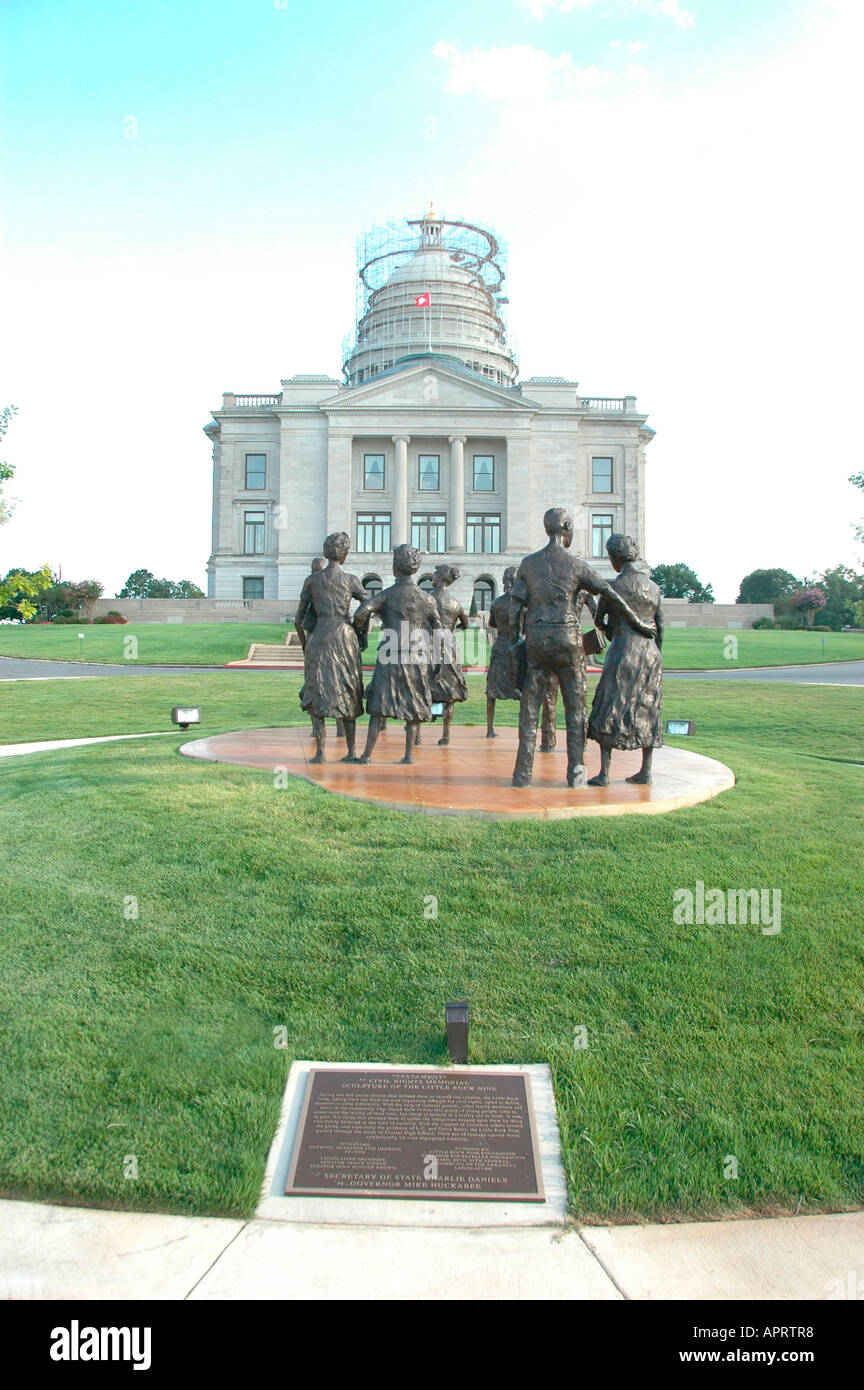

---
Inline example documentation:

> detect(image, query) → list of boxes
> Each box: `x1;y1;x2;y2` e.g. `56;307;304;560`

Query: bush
751;616;776;629
51;615;79;624
812;624;832;632
775;616;804;630
94;614;128;624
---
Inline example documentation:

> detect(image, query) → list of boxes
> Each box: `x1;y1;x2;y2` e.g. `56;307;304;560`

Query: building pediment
318;360;538;414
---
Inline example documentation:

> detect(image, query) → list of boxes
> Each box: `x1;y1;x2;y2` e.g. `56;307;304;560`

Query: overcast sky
1;0;862;601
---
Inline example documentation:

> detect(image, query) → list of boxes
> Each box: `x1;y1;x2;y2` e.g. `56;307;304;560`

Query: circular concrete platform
179;725;735;820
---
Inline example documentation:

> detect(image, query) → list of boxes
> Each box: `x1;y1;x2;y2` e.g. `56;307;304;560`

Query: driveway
2;656;864;685
666;661;864;685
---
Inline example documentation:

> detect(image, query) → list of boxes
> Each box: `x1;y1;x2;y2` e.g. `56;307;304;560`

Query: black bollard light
445;1001;469;1064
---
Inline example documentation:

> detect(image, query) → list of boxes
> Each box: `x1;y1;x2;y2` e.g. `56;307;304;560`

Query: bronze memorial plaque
286;1068;544;1201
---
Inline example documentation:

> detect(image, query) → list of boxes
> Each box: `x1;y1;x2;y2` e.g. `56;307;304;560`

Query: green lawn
0;622;289;666
1;622;863;670
0;674;862;1223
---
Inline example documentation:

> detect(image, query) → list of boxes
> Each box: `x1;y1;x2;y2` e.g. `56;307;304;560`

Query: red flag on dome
414;292;431;307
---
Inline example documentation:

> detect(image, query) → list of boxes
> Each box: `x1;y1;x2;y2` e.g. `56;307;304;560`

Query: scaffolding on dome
341;211;516;384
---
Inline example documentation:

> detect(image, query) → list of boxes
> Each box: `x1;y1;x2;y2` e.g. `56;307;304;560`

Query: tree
791;587;827;628
851;470;864;546
736;568;800;606
147;579;175;598
70;579;104;621
0;404;18;526
36;581;74;621
803;566;864;631
118;569;155;598
0;565;54;621
0;410;53;618
117;571;204;599
649;562;714;603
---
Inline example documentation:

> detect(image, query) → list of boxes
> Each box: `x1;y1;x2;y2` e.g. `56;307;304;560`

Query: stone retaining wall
91;597;775;628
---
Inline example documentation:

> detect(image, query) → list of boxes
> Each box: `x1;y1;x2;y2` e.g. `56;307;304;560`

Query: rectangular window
245;453;266;490
356;512;391;553
411;513;446;553
592;456;613;492
466;513;501;554
418;454;440;491
243;576;264;600
364;453;385;490
592;513;614;557
473;455;494;491
244;509;266;555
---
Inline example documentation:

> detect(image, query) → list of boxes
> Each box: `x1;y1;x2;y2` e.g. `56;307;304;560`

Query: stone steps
247;645;300;663
245;635;304;664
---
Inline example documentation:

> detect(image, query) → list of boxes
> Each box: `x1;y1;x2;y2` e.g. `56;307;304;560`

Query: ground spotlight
171;706;201;731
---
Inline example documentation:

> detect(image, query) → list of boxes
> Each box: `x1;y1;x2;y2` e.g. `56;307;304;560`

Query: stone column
392;434;410;546
448;435;467;551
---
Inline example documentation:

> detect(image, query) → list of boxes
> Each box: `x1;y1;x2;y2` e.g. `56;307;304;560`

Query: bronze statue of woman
296;555;327;739
429;563;469;746
354;543;442;765
587;534;663;785
294;532;365;763
485;565;520;737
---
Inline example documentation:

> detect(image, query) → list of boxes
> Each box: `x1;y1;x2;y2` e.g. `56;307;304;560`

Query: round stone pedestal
179;724;734;820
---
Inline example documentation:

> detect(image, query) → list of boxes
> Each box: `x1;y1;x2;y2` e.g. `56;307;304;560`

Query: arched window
362;574;383;597
473;578;494;613
418;575;435;594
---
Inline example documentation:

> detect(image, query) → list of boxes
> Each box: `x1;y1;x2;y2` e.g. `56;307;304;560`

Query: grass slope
0;676;862;1222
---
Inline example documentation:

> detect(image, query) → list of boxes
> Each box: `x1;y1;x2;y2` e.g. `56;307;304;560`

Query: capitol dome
343;208;518;388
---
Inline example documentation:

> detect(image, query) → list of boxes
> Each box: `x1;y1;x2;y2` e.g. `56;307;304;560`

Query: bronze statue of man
509;507;656;788
538;592;600;753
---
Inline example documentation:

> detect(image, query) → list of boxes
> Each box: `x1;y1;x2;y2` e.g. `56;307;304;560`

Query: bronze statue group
293;507;663;789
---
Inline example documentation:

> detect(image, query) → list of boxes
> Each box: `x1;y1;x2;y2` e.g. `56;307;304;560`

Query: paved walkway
2;1198;860;1300
0;657;227;680
666;660;864;685
0;732;175;760
3;655;864;684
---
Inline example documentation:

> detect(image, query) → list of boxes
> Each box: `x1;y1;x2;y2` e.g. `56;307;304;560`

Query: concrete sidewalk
2;1199;861;1300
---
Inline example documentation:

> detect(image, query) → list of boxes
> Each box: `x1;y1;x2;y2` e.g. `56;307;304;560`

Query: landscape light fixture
665;718;694;737
445;1001;469;1064
171;706;201;731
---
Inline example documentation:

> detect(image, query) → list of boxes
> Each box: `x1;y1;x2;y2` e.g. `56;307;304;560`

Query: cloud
655;0;695;28
516;0;596;16
435;2;864;599
432;41;608;101
518;0;695;26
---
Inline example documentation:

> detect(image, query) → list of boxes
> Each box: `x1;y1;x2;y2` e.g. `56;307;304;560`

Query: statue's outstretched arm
581;566;655;638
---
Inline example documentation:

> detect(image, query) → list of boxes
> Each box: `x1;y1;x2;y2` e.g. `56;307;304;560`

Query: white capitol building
205;206;654;612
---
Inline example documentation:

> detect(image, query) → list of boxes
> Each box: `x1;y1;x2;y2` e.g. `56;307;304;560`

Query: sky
1;0;862;601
